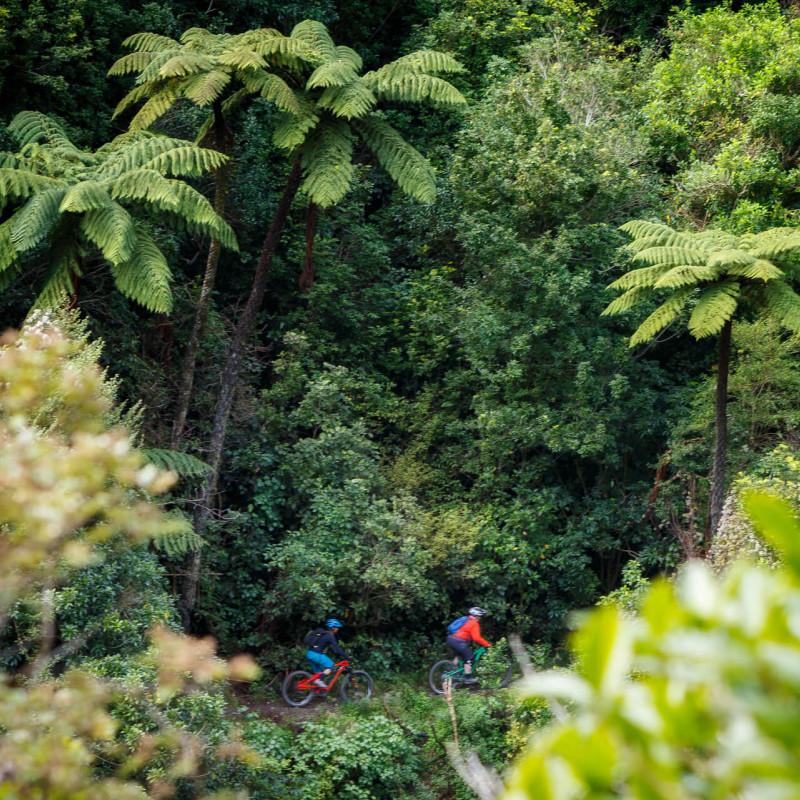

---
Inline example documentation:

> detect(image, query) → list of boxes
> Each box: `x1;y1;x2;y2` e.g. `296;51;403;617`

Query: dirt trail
232;683;344;726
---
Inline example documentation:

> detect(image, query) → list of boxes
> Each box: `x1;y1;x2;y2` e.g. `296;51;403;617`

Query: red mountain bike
281;659;374;707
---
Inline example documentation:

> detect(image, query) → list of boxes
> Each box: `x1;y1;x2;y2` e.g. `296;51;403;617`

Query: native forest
4;0;800;797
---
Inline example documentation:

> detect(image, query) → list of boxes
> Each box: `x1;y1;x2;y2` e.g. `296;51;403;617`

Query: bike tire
282;670;315;707
339;670;374;702
428;660;460;695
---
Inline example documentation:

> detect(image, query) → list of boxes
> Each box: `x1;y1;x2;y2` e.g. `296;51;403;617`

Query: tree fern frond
624;230;700;253
726;258;784;281
619;220;675;239
122;32;179;52
151;510;205;557
306;59;360;89
242;71;302;113
364;70;466;106
9;112;77;150
653;264;720;288
179;27;217;46
355;115;436;203
318;81;377;119
128;88;179;130
0;168;62;200
80;202;138;265
34;244;78;309
96;132;190;175
694;229;737;248
110;227;172;312
143;448;211;477
290;20;337;61
59;181;111;213
633;246;708;266
273;109;319;151
181;69;232;106
390;50;465;74
601;286;651;315
163;180;238;250
707;249;755;269
9;187;66;252
629;288;694;346
158;52;216;79
688;282;740;339
748;231;800;259
300;120;355;207
113;82;154;119
216;47;265;70
607;265;671;290
108;51;158;76
141;145;227;177
763;281;800;333
108;168;180;209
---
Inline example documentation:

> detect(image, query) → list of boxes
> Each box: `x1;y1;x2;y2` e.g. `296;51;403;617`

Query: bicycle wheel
282;670;315;707
339;670;373;702
428;660;461;695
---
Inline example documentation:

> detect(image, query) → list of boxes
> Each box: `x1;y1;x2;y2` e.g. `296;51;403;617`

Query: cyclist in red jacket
447;606;490;684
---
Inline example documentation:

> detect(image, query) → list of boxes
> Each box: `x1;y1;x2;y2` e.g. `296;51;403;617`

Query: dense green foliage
3;0;800;797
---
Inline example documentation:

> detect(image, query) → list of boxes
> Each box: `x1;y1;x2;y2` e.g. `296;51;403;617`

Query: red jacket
453;617;490;647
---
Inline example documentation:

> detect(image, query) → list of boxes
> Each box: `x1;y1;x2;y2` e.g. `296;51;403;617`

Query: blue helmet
326;618;344;629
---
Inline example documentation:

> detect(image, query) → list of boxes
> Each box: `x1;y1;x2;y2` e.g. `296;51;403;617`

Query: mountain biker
305;618;347;688
447;606;490;684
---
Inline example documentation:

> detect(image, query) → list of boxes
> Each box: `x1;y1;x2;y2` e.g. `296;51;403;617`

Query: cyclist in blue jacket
305;618;347;688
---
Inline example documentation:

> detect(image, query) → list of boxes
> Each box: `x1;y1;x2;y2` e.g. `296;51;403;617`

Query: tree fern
688;282;740;338
633;246;708;266
142;447;212;478
300;120;355;207
151;509;205;557
629;287;694;346
0;113;235;313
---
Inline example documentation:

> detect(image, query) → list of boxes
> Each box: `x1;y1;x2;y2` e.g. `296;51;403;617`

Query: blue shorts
306;650;334;671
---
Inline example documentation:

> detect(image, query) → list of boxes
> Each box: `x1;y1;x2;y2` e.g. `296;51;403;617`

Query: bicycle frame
444;645;486;678
297;659;350;693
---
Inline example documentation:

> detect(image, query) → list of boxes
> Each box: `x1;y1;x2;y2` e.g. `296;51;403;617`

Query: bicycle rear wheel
429;660;461;695
282;670;315;707
339;670;373;702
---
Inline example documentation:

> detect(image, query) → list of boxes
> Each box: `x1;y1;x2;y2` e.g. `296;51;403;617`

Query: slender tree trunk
299;203;318;293
180;159;302;628
171;102;232;448
709;319;732;544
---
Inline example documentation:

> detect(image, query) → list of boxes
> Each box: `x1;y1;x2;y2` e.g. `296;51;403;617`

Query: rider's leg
446;636;475;681
306;650;335;687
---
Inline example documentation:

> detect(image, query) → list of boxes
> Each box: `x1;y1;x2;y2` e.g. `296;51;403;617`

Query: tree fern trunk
181;159;302;628
709;319;732;544
299;203;318;292
171;103;231;448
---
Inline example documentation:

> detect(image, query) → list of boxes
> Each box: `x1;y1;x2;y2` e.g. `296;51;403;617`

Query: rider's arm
467;619;491;648
321;631;347;658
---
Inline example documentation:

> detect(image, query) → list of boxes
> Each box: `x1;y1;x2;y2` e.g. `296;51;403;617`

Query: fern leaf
122;32;180;53
108;168;180;209
128;88;179;130
749;231;800;260
607;265;671;291
34;236;80;309
355;115;436;203
143;448;211;477
181;69;232;106
687;282;740;339
625;231;700;253
707;249;755;269
179;27;217;47
9;187;66;252
113;83;154;119
0;221;17;273
9;112;77;150
391;50;465;74
318;80;377;119
0;168;62;200
242;71;302;113
59;181;111;213
158;52;215;79
273;109;319;151
81;202;138;265
152;509;205;557
108;51;158;76
633;246;708;266
216;47;265;70
364;69;466;106
110;227;172;312
653;264;720;289
763;281;800;333
300;120;355;207
629;288;694;346
141;145;227;177
601;286;651;316
290;20;337;62
307;59;360;90
726;258;784;281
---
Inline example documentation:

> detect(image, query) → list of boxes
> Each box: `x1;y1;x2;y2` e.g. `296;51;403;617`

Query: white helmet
468;606;487;617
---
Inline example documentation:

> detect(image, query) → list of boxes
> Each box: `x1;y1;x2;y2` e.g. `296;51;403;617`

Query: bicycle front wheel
428;660;461;695
339;670;373;702
282;670;314;707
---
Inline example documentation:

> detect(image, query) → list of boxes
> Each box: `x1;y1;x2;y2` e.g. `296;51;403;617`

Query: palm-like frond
9;187;66;251
80;202;138;265
355;115;437;203
688;282;740;338
629;288;694;346
9;112;78;151
318;81;377;119
633;246;708;266
143;447;212;477
601;286;652;315
607;264;672;291
111;227;172;312
763;281;800;332
653;264;720;288
122;32;180;52
290;19;337;62
300;120;355;207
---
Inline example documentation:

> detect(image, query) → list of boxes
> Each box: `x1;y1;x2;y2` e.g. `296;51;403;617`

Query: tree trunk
708;319;732;544
171;102;232;448
299;203;318;293
180;159;303;628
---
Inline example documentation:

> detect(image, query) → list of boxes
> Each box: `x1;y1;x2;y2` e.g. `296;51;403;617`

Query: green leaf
687;281;739;339
742;491;800;579
629;287;694;346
